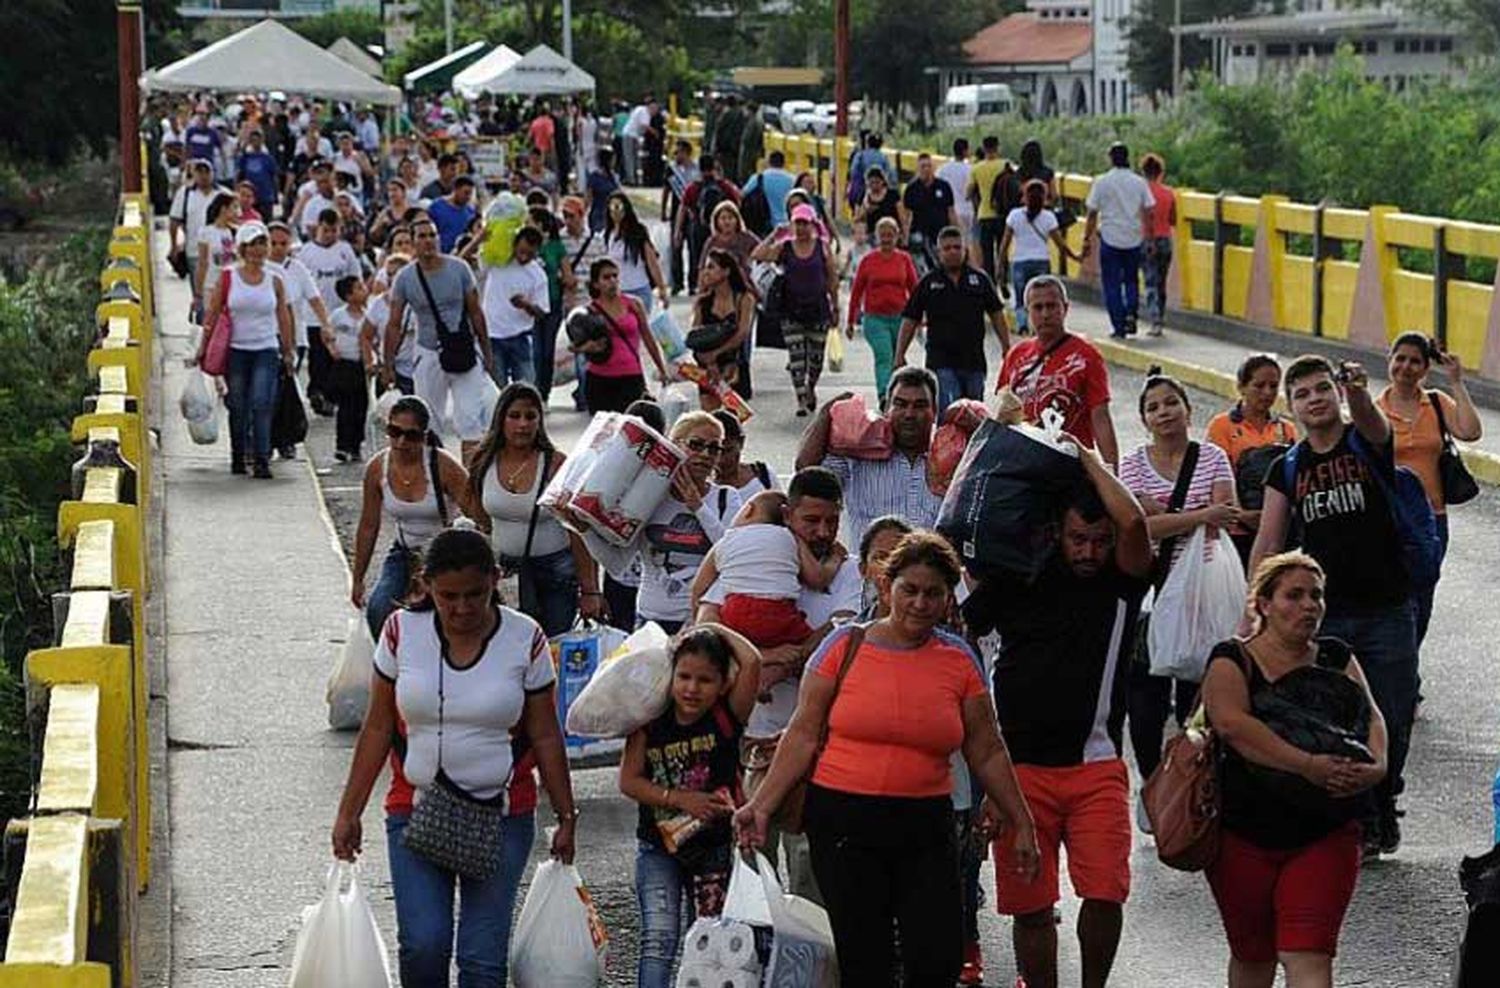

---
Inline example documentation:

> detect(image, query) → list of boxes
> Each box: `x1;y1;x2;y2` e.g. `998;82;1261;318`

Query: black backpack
741;182;772;236
696;179;728;233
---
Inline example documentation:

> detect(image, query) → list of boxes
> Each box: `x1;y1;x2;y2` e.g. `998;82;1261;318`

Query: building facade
935;0;1095;118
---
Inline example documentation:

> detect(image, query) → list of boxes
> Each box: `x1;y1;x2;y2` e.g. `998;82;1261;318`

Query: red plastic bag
827;395;892;460
928;400;990;495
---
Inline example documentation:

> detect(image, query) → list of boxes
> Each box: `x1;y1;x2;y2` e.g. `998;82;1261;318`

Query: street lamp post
1173;0;1183;99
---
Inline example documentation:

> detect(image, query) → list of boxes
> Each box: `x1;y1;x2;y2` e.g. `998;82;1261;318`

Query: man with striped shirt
795;365;945;542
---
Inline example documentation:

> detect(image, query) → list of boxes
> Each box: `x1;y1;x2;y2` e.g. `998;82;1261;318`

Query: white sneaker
1136;793;1154;834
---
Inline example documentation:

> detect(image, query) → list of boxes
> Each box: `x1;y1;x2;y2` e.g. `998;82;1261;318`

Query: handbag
1431;392;1479;505
415;261;477;374
201;268;234;377
400;631;508;879
1141;648;1248;872
497;451;551;602
685;319;736;355
741;623;866;836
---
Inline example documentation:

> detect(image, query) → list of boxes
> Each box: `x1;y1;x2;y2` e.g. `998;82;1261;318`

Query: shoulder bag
1142;644;1249;872
201;268;234;377
1431;392;1479;505
498;451;552;603
741;622;867;836
399;618;510;879
414;261;478;374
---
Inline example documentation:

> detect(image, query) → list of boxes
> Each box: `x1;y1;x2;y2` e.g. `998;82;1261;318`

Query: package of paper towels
674;917;763;988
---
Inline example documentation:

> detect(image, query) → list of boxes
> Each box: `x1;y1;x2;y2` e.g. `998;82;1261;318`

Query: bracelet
579;590;603;598
662;786;673;810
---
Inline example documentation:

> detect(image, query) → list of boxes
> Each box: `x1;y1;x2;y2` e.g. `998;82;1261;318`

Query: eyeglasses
386;423;426;443
683;438;725;456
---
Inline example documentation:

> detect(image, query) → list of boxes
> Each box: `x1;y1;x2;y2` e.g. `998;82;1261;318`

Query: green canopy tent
402;41;490;95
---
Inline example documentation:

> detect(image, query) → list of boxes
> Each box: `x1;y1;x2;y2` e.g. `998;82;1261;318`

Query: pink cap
791;203;818;224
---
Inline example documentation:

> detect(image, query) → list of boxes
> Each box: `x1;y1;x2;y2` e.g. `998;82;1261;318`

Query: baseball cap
235;221;270;246
791;203;817;224
188;159;212;173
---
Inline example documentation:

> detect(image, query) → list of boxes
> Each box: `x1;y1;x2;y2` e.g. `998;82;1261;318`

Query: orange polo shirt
1377;387;1458;514
1205;408;1297;468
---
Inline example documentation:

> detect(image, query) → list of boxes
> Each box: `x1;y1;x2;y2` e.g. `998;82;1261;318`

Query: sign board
467;140;507;183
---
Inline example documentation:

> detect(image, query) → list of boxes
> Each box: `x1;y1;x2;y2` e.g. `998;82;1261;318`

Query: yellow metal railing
1;190;155;987
672;115;1500;376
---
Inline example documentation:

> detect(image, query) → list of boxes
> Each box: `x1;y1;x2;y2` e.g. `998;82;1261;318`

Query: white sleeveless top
481;451;570;559
382;450;445;551
227;266;280;351
373;606;554;801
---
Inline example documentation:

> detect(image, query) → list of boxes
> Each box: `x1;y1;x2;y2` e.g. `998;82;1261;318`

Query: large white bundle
564;623;672;738
547;414;687;547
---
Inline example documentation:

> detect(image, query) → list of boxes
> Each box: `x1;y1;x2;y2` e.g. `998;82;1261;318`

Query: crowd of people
158;88;1487;987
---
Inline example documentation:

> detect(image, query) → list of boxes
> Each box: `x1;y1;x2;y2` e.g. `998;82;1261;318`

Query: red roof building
933;2;1097;118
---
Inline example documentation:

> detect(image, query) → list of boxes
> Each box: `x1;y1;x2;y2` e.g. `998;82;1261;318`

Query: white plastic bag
758;851;838;988
510;858;608;988
659;380;699;430
287;862;392;988
366;386;401;451
1147;525;1247;681
180;372;219;445
564;622;672;738
326;615;375;731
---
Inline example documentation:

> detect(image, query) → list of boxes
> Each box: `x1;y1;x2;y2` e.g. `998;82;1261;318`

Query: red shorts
993;759;1131;916
1206;822;1361;962
719;594;812;648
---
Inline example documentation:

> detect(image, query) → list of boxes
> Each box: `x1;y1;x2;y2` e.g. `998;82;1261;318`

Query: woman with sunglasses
350;395;483;639
573;411;739;634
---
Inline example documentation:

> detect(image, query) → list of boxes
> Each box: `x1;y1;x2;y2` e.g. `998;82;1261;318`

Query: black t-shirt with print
1265;425;1408;612
636;700;743;856
968;560;1147;767
902;267;1002;371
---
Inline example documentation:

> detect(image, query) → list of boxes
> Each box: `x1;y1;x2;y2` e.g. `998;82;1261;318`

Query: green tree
289;8;384;49
0;0;117;165
851;0;1021;121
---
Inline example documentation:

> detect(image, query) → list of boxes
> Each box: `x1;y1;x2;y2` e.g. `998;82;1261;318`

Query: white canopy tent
450;45;523;100
453;44;595;98
327;37;382;79
142;19;401;106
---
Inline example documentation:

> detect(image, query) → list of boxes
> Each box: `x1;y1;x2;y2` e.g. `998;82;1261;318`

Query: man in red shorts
996;275;1119;469
966;439;1151;988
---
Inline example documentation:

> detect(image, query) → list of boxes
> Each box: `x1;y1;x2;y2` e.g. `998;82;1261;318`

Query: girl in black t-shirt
618;625;762;988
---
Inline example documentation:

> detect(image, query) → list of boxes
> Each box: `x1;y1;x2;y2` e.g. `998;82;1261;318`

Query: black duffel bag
936;419;1085;584
271;371;309;449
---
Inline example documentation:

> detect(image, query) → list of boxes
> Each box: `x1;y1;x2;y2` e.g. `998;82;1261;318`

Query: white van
942;84;1017;127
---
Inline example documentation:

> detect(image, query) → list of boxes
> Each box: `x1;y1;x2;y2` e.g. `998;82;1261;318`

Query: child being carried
689;490;846;648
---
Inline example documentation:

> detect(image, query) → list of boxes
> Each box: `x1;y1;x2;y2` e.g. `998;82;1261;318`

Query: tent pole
563;0;574;62
445;0;454;54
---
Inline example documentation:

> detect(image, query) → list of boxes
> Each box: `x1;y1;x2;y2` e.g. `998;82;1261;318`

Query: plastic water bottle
1492;762;1500;844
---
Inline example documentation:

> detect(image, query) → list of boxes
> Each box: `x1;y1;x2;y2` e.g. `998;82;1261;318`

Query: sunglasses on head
386;423;426;442
684;438;725;456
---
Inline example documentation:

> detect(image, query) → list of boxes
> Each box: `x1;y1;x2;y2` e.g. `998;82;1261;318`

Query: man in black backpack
673;154;741;294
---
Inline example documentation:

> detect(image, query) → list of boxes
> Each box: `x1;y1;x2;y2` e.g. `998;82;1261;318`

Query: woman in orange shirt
1206;354;1298;563
1141;153;1177;337
1375;332;1482;647
733;532;1038;987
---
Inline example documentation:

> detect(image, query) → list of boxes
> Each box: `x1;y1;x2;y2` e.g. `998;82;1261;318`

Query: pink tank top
591;300;646;378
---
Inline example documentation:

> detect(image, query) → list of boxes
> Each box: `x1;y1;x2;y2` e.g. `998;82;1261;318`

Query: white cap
235;221;270;247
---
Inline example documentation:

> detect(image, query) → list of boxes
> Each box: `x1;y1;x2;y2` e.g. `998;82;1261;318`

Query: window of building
1266;42;1292;56
1423;39;1437;52
1394;39;1406;53
1245;43;1256;56
1364;41;1378;55
1439;38;1453;52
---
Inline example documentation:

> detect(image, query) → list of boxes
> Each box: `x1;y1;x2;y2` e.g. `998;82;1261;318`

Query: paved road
303;300;1499;986
153;208;1497;985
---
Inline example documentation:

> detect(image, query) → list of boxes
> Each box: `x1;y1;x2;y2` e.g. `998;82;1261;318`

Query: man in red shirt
995;275;1119;467
527;102;556;170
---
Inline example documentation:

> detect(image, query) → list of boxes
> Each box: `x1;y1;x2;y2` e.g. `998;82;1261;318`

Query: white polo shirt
480;259;550;341
1085;167;1155;250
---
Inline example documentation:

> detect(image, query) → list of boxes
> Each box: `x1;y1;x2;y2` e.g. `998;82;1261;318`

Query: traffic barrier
670;115;1500;378
1;192;155;987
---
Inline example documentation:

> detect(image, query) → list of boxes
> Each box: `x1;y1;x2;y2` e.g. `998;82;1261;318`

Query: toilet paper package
674;918;763;988
541;412;622;521
545;414;687;546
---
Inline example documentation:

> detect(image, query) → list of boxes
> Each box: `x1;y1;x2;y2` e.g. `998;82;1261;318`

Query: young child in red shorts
688;490;845;646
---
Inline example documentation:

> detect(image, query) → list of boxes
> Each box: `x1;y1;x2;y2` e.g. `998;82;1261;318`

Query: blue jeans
933;366;986;414
499;547;579;638
225;347;281;461
386;811;536;988
491;333;536;387
1098;241;1143;335
1413;513;1449;651
1010;258;1051;332
1144;236;1174;324
365;545;413;640
635;840;694;988
1322;600;1420;812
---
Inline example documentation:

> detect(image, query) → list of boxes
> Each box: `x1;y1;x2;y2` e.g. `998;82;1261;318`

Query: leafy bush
0;227;109;832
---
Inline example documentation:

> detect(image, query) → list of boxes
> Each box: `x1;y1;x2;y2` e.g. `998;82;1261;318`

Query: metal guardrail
671;116;1500;378
0;190;155;987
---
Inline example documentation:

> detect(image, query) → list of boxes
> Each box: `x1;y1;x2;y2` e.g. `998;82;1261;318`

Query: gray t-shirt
390;256;476;351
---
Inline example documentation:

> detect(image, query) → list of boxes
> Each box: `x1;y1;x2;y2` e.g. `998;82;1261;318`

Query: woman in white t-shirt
711;408;778;500
333;526;579;987
193;191;240;321
998;179;1081;333
1118;370;1238;828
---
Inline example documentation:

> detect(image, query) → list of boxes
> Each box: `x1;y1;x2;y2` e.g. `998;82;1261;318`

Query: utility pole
445;0;454;54
118;0;144;193
1172;0;1183;99
563;0;573;61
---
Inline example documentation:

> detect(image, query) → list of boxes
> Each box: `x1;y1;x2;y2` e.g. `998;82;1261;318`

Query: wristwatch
555;806;582;823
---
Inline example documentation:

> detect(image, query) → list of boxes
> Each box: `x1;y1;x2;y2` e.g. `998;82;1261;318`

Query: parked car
779;99;816;134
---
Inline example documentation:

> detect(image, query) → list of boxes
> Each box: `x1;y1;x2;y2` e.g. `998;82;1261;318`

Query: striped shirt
1119;441;1234;569
824;452;945;544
